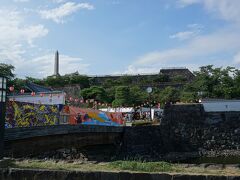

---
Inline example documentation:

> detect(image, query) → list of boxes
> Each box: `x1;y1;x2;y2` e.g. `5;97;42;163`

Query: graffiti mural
66;106;124;126
5;101;60;128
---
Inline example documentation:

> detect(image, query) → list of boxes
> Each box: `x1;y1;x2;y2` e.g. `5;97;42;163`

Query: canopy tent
99;107;135;113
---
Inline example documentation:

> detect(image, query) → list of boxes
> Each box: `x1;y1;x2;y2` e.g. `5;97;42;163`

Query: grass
0;158;240;176
131;121;153;126
108;160;173;172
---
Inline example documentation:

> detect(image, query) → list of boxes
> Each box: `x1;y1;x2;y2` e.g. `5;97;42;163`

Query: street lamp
146;87;153;121
0;76;7;159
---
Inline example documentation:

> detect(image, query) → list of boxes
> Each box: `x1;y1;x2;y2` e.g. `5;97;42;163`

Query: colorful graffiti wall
5;101;60;128
66;106;124;126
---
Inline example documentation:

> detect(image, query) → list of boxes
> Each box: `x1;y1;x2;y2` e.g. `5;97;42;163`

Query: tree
118;75;133;85
80;86;108;102
129;86;148;105
153;74;169;83
26;77;44;85
183;65;238;99
0;63;15;80
171;75;187;82
158;86;180;104
112;86;131;107
44;76;65;87
9;78;25;92
180;91;197;103
102;79;115;88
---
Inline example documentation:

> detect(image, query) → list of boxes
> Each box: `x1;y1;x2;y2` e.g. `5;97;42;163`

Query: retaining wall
0;168;237;180
121;104;240;160
4;125;123;157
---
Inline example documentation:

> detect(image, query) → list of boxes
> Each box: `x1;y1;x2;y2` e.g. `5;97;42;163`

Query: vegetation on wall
1;63;240;107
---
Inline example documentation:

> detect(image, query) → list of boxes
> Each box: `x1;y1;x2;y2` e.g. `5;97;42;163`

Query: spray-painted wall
5;101;60;128
66;106;124;126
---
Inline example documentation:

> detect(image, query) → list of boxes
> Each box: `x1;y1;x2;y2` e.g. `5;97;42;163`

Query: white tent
99;107;135;113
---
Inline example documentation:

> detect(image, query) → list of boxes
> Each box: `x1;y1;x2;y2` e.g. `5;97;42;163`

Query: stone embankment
121;104;240;161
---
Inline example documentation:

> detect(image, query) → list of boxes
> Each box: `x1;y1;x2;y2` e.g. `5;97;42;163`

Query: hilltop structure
89;67;194;89
49;51;194;90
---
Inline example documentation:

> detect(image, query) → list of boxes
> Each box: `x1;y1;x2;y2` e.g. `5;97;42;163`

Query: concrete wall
4;125;123;157
0;168;236;180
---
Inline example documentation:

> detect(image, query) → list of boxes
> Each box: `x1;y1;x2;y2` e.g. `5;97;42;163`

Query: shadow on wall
5;101;60;128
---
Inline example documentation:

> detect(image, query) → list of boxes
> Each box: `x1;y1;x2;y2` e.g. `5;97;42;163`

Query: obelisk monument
54;50;60;76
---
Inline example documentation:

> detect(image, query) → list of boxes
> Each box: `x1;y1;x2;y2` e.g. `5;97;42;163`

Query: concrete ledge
4;125;124;141
0;168;238;180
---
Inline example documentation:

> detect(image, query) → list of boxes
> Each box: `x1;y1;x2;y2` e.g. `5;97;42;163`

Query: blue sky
1;0;240;78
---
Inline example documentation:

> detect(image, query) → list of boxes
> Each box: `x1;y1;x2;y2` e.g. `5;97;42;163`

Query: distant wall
90;68;194;87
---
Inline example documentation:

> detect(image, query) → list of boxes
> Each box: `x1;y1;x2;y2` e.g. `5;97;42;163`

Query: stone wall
163;104;240;155
53;85;81;100
90;68;194;87
121;104;240;161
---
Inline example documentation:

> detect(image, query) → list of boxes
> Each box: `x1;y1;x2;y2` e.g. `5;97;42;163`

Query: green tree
0;63;15;80
180;91;197;103
158;86;180;104
118;75;133;85
184;65;236;99
171;75;187;82
44;76;65;87
80;86;108;102
129;86;148;105
9;78;25;92
153;74;169;83
102;79;115;88
112;86;131;107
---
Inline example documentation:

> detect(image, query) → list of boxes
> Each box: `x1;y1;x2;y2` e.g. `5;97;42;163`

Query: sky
1;0;240;78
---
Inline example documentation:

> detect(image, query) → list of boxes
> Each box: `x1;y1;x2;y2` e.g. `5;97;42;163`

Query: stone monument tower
54;50;60;76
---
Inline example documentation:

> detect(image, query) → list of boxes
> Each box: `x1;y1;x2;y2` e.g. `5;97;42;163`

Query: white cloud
124;26;240;73
177;0;200;7
233;52;240;64
122;0;240;74
39;2;94;23
178;0;240;23
13;0;29;2
50;0;67;3
0;9;50;77
170;23;203;40
0;9;48;63
170;31;196;40
23;53;90;77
